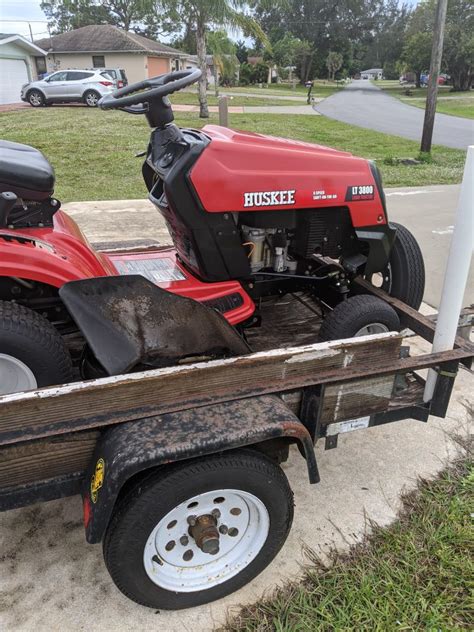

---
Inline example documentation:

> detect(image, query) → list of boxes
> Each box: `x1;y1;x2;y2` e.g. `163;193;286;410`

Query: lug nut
187;515;197;527
211;508;221;519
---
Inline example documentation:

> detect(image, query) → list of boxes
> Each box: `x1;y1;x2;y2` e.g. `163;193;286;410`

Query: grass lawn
400;98;474;120
376;80;473;119
0;107;465;202
221;81;342;98
170;92;303;107
225;453;473;631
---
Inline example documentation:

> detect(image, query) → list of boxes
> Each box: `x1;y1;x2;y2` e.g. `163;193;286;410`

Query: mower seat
0;140;55;201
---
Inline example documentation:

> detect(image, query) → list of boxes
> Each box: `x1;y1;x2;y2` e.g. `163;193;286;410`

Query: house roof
0;33;46;56
35;25;187;57
361;68;383;73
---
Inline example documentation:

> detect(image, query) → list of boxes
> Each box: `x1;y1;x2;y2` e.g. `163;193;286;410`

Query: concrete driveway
0;187;472;631
315;80;474;150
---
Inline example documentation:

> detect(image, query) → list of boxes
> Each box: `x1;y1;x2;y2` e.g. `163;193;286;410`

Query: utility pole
420;0;448;153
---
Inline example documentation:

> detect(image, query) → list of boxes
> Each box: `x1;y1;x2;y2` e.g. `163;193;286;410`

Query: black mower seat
0;140;55;201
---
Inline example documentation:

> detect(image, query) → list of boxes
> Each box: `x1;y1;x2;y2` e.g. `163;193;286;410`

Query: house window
92;55;105;68
35;57;47;74
174;59;180;71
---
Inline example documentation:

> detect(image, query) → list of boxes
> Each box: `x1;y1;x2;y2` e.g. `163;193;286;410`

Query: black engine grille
292;207;355;259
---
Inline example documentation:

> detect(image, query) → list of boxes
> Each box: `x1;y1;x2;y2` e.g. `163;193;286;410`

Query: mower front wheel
369;222;425;310
0;301;73;395
319;295;400;342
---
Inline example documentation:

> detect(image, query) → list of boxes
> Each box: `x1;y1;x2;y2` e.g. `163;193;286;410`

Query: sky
0;0;422;43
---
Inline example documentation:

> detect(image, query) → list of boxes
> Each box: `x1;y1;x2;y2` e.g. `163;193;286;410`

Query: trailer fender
83;395;318;543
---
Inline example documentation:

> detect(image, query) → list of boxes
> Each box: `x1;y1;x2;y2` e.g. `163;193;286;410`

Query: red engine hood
189;125;385;228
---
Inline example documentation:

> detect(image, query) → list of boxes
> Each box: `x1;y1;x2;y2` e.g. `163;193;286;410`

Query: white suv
21;69;116;108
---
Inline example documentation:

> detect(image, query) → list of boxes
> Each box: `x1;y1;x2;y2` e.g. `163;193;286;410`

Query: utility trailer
1;279;472;611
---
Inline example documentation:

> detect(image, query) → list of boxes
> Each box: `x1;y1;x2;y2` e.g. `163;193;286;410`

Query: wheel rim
86;93;98;106
29;92;41;106
354;322;390;336
368;262;392;293
0;353;37;395
143;489;269;593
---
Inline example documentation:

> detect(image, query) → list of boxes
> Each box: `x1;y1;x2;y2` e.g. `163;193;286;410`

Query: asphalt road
315;80;474;150
386;184;473;308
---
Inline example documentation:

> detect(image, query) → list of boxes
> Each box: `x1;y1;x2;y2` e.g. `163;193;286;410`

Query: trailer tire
103;450;294;610
0;301;73;394
319;294;400;341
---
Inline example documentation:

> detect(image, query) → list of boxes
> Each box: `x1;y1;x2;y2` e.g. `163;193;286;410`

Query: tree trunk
196;19;209;118
415;71;421;89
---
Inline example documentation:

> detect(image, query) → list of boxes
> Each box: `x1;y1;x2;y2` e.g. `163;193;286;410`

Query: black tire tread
319;294;400;341
389;222;425;309
0;300;73;384
103;449;293;609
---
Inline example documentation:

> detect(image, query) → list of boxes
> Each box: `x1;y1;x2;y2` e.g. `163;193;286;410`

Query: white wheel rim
354;322;390;336
0;353;37;395
143;489;269;593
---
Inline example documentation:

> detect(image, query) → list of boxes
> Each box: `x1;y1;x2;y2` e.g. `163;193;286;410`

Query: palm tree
157;1;268;118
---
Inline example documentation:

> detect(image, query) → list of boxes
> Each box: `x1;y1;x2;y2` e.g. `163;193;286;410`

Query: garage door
0;58;29;105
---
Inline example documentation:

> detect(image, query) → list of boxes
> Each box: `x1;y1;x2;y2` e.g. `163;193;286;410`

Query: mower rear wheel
369;222;425;310
0;301;73;395
318;295;400;342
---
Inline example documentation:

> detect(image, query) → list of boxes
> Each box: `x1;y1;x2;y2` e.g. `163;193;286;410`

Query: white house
360;68;383;80
0;34;47;105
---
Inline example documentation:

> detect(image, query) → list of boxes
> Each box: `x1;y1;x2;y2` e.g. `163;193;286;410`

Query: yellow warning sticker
90;458;105;504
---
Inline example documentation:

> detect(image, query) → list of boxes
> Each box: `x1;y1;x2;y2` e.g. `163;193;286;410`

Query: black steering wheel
98;68;202;127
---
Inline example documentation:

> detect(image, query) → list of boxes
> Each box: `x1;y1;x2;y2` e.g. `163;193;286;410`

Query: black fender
356;224;397;275
83;394;319;543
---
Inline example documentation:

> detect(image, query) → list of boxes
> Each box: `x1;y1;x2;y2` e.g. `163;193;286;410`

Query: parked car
20;69;116;108
93;67;128;88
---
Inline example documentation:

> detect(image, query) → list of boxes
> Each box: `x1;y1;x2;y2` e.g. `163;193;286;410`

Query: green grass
400;98;474;120
170;92;303;107
0;107;465;202
376;80;473;119
224;451;474;631
221;81;342;98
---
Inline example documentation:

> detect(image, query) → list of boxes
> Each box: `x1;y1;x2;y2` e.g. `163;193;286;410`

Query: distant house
34;25;188;84
185;54;240;86
360;68;383;80
0;34;46;104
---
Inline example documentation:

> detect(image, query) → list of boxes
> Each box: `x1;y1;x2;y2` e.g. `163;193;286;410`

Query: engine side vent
292;207;355;259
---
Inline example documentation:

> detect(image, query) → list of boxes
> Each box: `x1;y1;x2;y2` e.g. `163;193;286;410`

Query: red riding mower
0;69;424;394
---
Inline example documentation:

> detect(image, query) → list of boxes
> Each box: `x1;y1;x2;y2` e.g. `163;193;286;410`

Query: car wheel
27;90;45;107
0;301;73;395
318;295;400;341
84;90;101;107
103;450;294;610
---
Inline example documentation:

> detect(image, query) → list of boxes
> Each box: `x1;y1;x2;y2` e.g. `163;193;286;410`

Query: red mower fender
0;210;116;288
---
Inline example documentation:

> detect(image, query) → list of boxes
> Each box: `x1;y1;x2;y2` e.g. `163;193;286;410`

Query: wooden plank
0;431;98;489
0;333;402;445
320;375;395;424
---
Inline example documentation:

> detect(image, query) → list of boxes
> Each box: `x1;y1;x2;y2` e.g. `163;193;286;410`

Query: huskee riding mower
0;69;424;393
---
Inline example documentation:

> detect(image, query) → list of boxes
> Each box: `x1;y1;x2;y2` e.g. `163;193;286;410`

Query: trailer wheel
0;301;73;395
319;294;400;341
369;222;425;309
103;450;294;610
